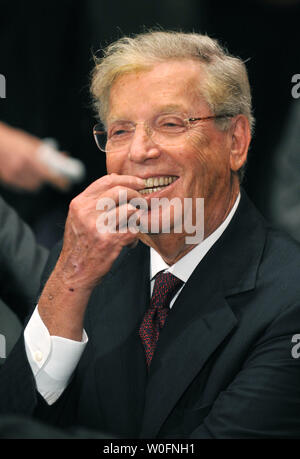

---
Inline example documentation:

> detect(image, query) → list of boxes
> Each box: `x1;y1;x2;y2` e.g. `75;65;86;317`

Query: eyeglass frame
93;113;234;153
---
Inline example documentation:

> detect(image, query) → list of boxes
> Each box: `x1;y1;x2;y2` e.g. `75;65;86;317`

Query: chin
139;207;182;236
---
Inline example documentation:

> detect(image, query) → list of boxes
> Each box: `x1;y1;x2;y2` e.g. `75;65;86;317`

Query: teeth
140;186;165;195
143;176;177;188
140;176;178;195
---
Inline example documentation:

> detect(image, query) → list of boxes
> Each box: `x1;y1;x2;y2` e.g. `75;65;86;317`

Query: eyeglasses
93;112;233;153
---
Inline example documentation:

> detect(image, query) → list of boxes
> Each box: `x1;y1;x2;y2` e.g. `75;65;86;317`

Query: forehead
107;60;209;121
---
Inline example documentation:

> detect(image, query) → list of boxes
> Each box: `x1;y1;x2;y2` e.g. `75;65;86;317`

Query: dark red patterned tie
139;272;183;368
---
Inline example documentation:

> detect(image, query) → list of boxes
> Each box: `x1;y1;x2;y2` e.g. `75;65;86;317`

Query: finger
7;169;43;191
116;203;143;233
96;203;141;235
45;172;71;191
34;161;71;190
1;178;41;191
83;174;145;197
21;155;71;191
95;186;147;212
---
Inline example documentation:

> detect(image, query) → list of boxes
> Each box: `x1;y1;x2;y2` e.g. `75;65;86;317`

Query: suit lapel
140;251;237;438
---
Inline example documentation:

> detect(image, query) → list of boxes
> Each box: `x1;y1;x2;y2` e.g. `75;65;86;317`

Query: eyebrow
155;104;186;113
108;104;188;124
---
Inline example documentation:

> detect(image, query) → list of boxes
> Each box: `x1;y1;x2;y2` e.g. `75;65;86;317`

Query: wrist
38;269;93;341
53;252;103;293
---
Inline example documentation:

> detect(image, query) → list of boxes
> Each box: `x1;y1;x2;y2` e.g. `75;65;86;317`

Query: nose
127;123;161;162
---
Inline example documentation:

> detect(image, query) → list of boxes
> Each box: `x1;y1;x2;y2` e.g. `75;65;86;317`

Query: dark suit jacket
0;195;48;361
2;189;300;438
0;195;48;321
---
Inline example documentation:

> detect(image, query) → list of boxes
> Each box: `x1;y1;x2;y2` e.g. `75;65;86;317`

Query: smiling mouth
139;176;178;195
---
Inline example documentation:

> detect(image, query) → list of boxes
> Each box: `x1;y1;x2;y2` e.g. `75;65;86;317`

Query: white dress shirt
24;193;240;405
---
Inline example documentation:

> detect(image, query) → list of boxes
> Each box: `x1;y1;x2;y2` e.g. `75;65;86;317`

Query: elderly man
2;31;300;438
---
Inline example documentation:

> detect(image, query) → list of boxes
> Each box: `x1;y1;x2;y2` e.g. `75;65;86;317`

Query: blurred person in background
0;1;99;248
267;100;300;241
0;122;69;192
0;194;48;363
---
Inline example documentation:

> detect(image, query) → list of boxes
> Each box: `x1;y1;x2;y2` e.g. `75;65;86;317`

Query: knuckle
69;198;78;212
102;175;114;187
69;197;83;214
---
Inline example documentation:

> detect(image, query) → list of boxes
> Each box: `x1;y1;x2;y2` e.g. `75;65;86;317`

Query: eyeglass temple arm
188;114;234;122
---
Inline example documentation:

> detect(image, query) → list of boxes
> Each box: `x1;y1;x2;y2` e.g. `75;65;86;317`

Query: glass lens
93;124;107;152
107;122;135;148
154;114;186;134
151;113;187;146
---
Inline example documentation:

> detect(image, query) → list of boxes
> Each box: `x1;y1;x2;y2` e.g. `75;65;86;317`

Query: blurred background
1;0;300;248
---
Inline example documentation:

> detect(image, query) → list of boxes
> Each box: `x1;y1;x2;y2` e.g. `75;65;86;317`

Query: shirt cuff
24;305;88;405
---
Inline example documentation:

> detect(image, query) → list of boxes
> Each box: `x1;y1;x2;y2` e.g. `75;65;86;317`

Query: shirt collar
150;193;240;283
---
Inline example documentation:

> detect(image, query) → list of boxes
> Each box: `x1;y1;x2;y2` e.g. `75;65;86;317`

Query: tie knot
151;272;183;310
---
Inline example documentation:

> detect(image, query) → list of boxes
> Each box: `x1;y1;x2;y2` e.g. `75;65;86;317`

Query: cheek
182;144;231;198
188;128;210;151
184;136;212;180
106;156;124;174
188;131;230;176
186;129;216;168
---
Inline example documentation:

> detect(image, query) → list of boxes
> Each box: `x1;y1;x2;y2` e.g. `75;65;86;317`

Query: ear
229;115;251;172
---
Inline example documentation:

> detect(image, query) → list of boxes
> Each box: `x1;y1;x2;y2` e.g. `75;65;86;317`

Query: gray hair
91;30;254;181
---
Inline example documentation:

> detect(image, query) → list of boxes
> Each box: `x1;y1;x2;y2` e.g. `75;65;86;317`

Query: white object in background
37;138;86;183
